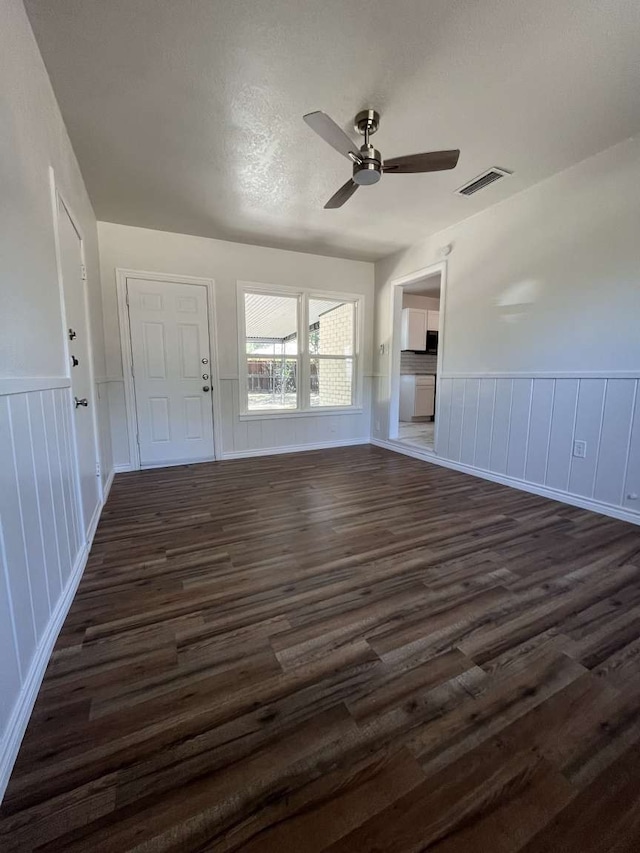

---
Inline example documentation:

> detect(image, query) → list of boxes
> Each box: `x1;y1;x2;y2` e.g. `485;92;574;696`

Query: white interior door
127;278;215;467
58;198;100;536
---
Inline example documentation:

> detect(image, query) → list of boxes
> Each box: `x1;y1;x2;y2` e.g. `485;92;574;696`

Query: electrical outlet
572;440;587;459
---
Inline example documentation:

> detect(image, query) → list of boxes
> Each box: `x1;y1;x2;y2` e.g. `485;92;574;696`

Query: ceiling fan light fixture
353;167;381;186
353;146;382;185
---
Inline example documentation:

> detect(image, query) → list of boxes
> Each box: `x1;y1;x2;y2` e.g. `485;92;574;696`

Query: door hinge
80;264;87;281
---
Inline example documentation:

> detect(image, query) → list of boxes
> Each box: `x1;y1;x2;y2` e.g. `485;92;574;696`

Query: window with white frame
241;287;360;414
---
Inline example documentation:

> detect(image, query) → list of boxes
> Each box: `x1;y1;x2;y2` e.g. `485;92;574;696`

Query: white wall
98;222;374;465
373;138;640;522
0;0;112;799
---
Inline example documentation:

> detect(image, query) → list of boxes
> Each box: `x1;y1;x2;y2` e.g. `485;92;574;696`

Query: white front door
126;278;215;467
58;197;100;537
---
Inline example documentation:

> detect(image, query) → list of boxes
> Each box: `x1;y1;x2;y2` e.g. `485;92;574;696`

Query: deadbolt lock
202;373;209;380
68;328;77;340
74;397;88;408
201;357;208;364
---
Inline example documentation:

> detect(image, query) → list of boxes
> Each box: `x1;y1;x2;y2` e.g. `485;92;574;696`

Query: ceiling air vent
456;167;512;197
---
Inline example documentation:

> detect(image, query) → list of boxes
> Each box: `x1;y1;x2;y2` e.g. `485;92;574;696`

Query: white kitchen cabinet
399;374;436;421
401;308;439;350
401;308;427;351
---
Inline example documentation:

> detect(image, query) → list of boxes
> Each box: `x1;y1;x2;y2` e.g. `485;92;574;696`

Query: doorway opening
389;262;445;454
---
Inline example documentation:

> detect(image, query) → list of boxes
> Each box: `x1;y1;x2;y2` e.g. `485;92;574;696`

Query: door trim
116;268;222;470
49;168;103;540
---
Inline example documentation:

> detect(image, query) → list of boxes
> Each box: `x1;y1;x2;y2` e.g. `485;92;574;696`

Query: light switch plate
573;439;587;458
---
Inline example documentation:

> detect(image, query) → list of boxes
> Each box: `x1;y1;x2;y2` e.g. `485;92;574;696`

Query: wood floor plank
322;735;574;853
1;445;639;851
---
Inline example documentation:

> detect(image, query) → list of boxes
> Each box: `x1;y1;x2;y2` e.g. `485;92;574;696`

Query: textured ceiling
25;0;640;261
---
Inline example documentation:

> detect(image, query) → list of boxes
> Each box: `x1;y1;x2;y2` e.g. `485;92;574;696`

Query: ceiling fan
303;109;460;209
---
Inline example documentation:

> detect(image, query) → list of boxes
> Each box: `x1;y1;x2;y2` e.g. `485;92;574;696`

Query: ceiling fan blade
383;149;460;174
304;111;362;164
324;179;359;209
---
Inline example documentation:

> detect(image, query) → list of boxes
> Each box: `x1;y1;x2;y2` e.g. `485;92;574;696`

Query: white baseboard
85;499;102;546
222;437;370;460
371;438;640;526
113;462;133;473
103;468;115;502
0;470;109;803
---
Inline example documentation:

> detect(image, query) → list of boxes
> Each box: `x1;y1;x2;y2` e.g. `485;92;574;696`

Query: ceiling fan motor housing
353;145;382;185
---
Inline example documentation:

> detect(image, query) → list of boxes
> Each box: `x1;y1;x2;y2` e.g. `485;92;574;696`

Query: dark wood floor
2;445;640;851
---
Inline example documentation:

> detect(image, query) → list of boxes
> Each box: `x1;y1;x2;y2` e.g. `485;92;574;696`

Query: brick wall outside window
316;302;353;406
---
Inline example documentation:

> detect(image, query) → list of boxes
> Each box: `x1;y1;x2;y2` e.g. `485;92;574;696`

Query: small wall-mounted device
572;440;587;458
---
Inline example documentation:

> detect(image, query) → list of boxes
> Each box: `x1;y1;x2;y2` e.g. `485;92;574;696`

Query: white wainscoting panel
506;378;533;482
460;378;479;466
568;379;607;499
0;383;110;801
624;399;640;511
219;378;371;457
546;378;579;492
446;379;465;463
524;379;554;485
474;378;495;472
489;378;512;475
108;376;372;467
435;375;640;521
593;379;636;507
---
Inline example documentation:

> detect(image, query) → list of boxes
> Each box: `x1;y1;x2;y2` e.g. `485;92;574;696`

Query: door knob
202;386;210;392
74;397;88;408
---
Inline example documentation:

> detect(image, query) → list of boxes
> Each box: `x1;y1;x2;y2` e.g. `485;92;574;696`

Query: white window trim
237;281;364;420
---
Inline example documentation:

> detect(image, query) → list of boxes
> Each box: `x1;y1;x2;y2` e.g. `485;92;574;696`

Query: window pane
310;357;353;407
247;357;297;410
245;292;298;355
309;299;354;356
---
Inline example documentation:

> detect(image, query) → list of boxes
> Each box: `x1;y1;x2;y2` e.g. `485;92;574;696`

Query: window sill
239;407;364;421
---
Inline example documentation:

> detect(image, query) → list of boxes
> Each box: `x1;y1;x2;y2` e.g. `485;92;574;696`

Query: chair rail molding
0;378;71;396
